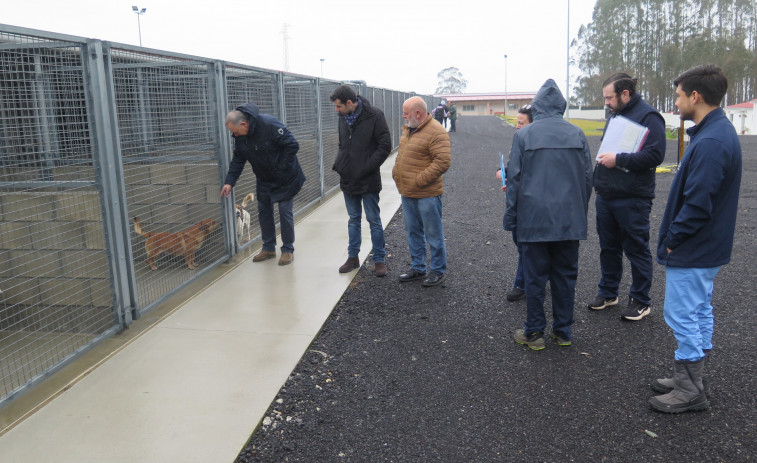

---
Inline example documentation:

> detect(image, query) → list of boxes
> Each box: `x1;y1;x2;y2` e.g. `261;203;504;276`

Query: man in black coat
221;102;305;266
588;73;665;321
330;85;392;276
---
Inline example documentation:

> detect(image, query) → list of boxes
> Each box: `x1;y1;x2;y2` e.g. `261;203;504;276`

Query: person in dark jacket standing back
330;85;392;277
648;65;741;414
221;102;305;266
505;79;593;350
588;73;666;321
433;102;446;126
448;102;457;132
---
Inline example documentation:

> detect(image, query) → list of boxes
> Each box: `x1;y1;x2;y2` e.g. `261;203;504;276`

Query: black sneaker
506;287;525;302
514;329;545;350
422;271;445;287
398;269;426;283
621;298;651;321
587;295;619;310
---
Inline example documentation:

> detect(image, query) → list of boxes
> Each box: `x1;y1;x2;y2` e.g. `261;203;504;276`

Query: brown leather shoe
339;257;360;273
374;262;387;277
253;250;276;262
278;252;294;266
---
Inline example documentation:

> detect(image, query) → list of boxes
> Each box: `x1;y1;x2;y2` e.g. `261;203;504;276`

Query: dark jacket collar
687;107;725;137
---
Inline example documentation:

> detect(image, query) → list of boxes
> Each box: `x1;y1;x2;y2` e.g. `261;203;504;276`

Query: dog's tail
133;217;146;236
241;193;255;208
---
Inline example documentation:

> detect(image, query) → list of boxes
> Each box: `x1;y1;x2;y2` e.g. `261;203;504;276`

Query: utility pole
281;23;290;72
504;54;508;117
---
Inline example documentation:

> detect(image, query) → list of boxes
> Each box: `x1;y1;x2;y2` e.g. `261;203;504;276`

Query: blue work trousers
595;195;653;305
521;240;579;340
512;231;524;290
663;266;720;362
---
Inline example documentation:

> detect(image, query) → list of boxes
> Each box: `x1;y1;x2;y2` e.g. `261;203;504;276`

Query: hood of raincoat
530;79;566;121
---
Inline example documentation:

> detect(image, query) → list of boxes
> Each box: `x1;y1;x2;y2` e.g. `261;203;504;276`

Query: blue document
499;153;506;188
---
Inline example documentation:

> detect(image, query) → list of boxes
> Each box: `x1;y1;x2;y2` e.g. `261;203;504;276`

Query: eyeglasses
521;104;531;110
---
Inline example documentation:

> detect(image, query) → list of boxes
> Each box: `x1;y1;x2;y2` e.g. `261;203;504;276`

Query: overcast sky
3;0;597;97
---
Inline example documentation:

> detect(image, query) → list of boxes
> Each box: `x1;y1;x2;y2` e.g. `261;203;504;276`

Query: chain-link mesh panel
223;66;282;247
319;80;340;194
111;48;225;312
283;75;320;211
0;23;432;407
0;31;117;403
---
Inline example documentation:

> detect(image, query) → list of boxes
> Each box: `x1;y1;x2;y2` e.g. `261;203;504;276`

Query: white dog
235;193;254;243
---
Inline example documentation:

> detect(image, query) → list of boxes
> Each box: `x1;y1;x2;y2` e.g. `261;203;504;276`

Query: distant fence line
0;23;434;407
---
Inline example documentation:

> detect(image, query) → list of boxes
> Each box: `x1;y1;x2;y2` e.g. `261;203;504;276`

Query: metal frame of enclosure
0;24;434;407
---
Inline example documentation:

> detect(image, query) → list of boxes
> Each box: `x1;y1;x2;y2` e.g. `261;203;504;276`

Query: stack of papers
597;115;650;160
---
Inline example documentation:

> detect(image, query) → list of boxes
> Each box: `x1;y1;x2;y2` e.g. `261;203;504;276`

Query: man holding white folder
588;73;666;321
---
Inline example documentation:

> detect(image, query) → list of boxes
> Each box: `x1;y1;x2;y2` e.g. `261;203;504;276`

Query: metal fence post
277;72;287;125
315;77;325;198
83;39;137;327
210;60;236;255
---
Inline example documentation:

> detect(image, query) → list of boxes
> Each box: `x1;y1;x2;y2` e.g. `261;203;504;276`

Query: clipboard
597;115;650;160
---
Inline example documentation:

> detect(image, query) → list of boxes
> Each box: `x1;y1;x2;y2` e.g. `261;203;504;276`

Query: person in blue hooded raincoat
504;79;593;350
221;102;306;266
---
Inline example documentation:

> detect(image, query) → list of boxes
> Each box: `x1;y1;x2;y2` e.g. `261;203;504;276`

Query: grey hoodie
504;79;593;242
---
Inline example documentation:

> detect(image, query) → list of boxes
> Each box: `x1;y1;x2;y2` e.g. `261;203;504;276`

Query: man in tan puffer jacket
392;96;451;287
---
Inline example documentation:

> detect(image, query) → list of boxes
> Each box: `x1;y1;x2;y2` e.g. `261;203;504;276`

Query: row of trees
572;0;757;111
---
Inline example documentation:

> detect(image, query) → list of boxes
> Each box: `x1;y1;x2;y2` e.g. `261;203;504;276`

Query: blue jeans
343;192;386;263
257;195;294;253
521;240;579;340
663;266;720;362
512;231;524;289
595;195;653;305
400;195;447;274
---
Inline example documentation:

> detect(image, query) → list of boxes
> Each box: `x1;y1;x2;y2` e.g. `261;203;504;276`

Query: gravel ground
236;116;757;463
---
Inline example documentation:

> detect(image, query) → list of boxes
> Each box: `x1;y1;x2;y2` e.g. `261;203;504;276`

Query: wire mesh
111;47;225;310
223;66;282;248
0;23;430;407
0;30;117;401
283;75;320;211
319;80;341;194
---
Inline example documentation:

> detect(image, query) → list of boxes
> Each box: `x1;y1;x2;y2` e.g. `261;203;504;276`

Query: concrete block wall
0;186;113;333
124;162;226;273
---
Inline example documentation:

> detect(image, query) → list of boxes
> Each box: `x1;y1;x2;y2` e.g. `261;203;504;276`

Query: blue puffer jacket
224;102;305;203
657;108;742;267
593;93;666;199
504;79;593;242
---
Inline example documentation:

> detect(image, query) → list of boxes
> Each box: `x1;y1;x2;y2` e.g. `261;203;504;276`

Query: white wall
724;104;755;135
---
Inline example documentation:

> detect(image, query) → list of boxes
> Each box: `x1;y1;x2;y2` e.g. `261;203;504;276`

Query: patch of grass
568;118;605;137
501;114;605;137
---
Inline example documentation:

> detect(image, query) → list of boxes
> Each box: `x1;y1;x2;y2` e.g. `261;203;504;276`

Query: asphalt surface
236;116;757;463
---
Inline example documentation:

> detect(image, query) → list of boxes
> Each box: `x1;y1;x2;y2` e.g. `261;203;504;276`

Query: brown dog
133;217;220;270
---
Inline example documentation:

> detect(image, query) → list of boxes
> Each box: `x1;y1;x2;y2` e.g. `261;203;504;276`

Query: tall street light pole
320;58;325;78
132;6;147;47
504;54;508;118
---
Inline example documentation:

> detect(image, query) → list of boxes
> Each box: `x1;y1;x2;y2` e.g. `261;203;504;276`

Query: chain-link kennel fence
0;23;432;407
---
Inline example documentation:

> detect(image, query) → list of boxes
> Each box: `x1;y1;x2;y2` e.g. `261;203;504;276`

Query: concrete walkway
0;155;402;463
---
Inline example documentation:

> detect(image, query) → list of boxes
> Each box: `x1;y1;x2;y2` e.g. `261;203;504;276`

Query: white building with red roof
724;99;756;135
435;92;538;117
